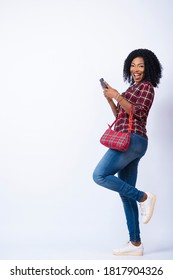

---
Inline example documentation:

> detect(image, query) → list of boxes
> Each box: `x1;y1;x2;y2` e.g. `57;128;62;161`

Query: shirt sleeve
133;83;154;120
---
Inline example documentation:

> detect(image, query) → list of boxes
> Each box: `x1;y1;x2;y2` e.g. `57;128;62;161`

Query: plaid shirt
114;81;155;138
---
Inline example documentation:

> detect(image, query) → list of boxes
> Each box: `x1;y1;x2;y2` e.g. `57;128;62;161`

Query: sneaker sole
113;251;143;256
143;195;156;224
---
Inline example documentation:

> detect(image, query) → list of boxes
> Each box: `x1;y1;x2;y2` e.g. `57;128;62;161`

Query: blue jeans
93;133;148;242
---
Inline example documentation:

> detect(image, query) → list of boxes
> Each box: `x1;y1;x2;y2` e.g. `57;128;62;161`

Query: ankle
131;241;141;246
140;193;148;203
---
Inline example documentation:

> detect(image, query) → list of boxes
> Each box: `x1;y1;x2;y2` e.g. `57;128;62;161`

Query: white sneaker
113;241;144;256
139;192;156;224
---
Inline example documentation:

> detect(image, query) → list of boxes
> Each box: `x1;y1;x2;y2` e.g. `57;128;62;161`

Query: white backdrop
0;0;173;260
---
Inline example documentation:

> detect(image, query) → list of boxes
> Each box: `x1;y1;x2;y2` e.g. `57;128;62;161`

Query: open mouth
133;73;141;79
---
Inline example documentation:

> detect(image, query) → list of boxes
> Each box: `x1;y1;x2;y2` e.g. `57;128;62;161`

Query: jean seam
123;167;140;242
128;198;139;242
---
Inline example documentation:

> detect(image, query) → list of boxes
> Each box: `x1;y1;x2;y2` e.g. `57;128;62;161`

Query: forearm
113;93;134;115
102;82;134;115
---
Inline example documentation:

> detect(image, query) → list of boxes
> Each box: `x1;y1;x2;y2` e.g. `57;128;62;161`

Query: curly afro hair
123;49;162;87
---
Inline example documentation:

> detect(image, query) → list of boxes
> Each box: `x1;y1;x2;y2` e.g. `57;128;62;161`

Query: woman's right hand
101;81;114;103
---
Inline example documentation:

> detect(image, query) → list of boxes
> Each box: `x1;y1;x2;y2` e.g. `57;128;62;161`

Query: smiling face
130;57;145;84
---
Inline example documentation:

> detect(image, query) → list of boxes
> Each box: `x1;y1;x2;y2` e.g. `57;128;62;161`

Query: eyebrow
131;63;144;65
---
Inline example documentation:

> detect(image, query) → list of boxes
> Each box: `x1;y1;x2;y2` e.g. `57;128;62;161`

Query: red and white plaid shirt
114;81;155;138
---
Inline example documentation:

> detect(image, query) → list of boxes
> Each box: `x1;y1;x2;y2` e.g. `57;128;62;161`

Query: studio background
0;0;172;259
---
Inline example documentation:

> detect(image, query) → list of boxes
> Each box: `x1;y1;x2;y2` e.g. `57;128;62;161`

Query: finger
104;81;110;88
103;91;107;96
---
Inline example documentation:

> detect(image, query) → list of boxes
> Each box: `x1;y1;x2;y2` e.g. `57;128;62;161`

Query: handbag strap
109;104;133;133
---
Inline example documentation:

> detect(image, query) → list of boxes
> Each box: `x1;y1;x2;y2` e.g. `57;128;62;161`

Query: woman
93;49;162;256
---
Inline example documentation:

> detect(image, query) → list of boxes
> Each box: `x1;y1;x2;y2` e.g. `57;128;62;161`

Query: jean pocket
130;133;148;156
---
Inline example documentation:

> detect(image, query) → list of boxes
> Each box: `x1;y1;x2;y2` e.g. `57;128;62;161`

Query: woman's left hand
103;81;120;100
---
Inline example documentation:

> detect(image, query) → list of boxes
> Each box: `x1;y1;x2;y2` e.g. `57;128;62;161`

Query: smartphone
99;78;108;89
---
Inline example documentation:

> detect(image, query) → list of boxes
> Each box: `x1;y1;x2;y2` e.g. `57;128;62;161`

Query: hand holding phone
99;78;108;89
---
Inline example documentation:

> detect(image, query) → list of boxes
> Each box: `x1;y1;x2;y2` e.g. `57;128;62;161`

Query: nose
133;66;140;72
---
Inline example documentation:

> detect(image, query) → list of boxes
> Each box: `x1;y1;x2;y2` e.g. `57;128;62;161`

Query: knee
92;169;99;184
92;169;104;185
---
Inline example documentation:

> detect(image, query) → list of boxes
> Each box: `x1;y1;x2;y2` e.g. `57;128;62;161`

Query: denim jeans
93;133;148;242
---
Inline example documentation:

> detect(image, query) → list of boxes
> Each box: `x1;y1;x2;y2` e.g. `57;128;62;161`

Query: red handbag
100;105;133;152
